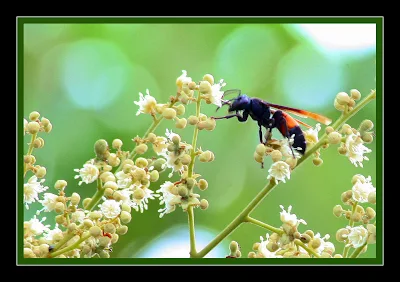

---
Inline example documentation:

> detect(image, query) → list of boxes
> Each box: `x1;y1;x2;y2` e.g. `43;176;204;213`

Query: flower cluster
333;174;376;256
246;205;338;258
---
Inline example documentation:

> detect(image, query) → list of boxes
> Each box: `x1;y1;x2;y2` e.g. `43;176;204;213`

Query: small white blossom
267;161;291;183
24;216;50;237
313;233;331;255
74;162;99;186
24;176;49;209
279;205;307;227
345;133;372;168
134;89;157;116
304;123;321;148
207;79;226;107
39;193;58;212
345;226;368;248
156;181;181;218
71;211;86;223
115;171;132;188
279;138;301;159
258;233;282;258
352;176;375;203
152;136;168;155
44;225;63;242
131;187;158;213
176;70;192;86
99;199;121;219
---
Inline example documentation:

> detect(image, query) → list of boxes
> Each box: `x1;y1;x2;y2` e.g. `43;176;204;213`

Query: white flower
131;187;157;213
345;226;368;248
279;205;307;227
352;176;375;203
345;133;372;168
74;162;99;186
99;199;121;219
115;171;132;188
118;188;134;205
152;136;168;155
156;181;182;218
279;138;301;159
71;211;86;223
313;233;331;255
24;216;50;237
267;161;291;183
39;193;58;212
207;79;226;107
258;234;282;258
303;123;321;148
165;128;179;141
24;176;49;209
176;70;192;86
134;89;157;116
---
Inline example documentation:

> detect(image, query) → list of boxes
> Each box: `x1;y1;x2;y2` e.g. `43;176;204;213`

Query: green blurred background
23;22;377;258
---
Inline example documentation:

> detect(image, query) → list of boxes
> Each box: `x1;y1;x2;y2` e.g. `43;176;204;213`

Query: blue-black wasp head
228;94;251;112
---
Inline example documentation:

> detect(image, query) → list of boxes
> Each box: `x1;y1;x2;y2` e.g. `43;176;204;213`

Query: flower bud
104;223;116;234
117;225;128;235
360;119;374;132
334;99;345;111
248;252;257;258
341;190;353;204
107;153;120;167
325;126;334;134
89;226;102;237
293;231;301;239
200;199;209;210
337;145;347;155
366;207;376;219
162;108;177;120
203;74;214;85
336;92;350;105
336;228;350;242
68;223;78;232
121;211;132;224
24;248;36;258
55;215;65;225
94;139;109;160
171;135;181;145
178;185;189;197
147;133;157;143
300;234;311;243
175;118;187;129
185;178;195;189
104;181;118;191
270;150;282;162
150;170;159;182
351;174;366;185
305;230;314;239
199;81;212;94
196;121;208;130
255;144;266;156
204;118;216;131
310;238;321;249
83;219;94;229
33;137;44;148
254;152;264;163
333;205;343;217
175;104;186;116
351;212;362;222
361;132;373;143
368;191;376;204
350;89;361;100
328;131;342;144
252;242;260;251
112;139;123;149
29;111;40;121
43;122;53;133
133;189;145;200
267;241;279;252
188;115;199;125
35;166;47;178
135;144;148;155
99;236;111;248
70;192;81;206
180;154;191;166
55;202;65;214
152;158;167;172
27;121;40;134
312;157;323;166
199;151;213;162
198;179;208;191
229;241;238;253
135;157;148;168
111;233;119;244
121;203;131;213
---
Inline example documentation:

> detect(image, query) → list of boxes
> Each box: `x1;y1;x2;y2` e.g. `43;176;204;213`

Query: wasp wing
264;101;332;125
270;109;313;129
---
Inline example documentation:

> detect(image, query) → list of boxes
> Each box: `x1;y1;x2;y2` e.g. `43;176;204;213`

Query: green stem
51;232;75;252
350;242;367;258
193;180;277;258
23;133;37;177
294;239;321;258
193;90;376;258
188;96;201;177
85;178;104;211
187;205;197;256
245;216;283;235
49;234;92;258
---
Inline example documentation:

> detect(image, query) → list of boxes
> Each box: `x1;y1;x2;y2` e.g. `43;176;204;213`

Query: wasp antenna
223;89;242;98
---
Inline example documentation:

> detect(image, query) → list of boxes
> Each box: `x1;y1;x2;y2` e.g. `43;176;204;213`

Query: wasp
212;89;332;156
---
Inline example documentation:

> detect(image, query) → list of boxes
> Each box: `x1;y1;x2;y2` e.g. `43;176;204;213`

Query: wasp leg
212;114;240;120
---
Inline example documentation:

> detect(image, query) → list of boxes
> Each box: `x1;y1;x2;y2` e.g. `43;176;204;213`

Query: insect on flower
212;89;332;156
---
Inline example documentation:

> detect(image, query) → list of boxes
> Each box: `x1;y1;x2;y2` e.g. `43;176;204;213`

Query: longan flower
99;199;121;219
39;193;58;212
208;79;227;107
176;70;192;87
344;133;372;168
134;89;157;116
258;233;282;258
71;211;86;223
74;161;99;186
352;176;375;203
24;175;49;209
303;123;321;148
24;216;50;237
115;171;132;188
344;226;368;248
267;161;291;183
279;205;307;227
131;187;158;213
156;181;182;218
43;224;63;242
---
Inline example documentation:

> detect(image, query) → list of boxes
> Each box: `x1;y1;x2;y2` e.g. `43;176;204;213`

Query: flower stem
49;233;92;258
193;180;277;258
23;133;37;177
187;93;201;257
294;239;321;258
51;232;75;253
192;90;376;258
343;201;358;257
349;242;367;258
245;216;283;235
85;178;104;211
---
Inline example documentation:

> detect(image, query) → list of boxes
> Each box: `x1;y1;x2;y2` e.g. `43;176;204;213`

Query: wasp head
228;95;251;112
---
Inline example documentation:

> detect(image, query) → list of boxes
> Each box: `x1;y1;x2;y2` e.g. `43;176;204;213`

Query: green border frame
17;16;383;266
